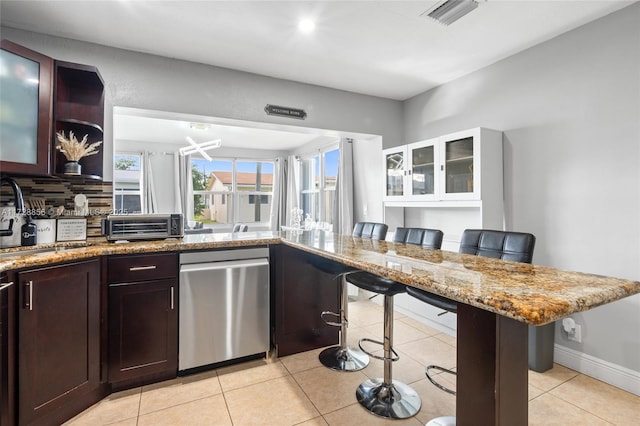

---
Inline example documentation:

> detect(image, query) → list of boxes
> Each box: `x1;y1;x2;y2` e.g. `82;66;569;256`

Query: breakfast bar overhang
281;231;640;426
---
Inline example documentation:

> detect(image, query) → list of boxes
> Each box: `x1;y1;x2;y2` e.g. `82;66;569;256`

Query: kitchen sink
0;246;75;259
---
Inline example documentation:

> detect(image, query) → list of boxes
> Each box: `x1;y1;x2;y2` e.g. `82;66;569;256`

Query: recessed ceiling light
298;19;315;33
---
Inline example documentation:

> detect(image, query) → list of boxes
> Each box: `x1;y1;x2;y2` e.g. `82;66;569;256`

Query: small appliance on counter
20;216;37;246
0;176;26;248
0;204;25;248
101;213;184;242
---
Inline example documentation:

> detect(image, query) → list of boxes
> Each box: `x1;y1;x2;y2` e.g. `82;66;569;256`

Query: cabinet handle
25;280;33;311
170;286;175;310
129;265;157;271
0;281;14;291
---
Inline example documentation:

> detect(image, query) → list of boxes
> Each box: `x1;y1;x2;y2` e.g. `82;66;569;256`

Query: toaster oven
101;214;183;242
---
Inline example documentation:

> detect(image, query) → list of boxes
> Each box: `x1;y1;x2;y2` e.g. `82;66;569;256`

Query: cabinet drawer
108;253;177;283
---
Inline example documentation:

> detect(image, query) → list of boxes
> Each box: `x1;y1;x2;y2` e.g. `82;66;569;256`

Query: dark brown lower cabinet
18;259;103;426
108;279;178;389
272;245;339;357
1;272;16;426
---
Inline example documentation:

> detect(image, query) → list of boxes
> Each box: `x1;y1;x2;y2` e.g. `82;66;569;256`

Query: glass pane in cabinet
386;152;404;196
445;137;474;194
412;145;434;195
0;50;39;164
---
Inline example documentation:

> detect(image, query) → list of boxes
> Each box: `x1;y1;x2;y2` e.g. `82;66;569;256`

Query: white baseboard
554;344;640;397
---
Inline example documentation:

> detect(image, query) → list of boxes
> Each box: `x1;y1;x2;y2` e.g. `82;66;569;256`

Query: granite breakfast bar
2;230;639;425
279;231;640;425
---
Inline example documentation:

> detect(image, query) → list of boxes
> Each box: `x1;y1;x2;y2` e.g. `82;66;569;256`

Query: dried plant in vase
55;130;103;175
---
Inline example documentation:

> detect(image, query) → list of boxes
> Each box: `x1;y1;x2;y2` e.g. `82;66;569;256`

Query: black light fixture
421;0;479;26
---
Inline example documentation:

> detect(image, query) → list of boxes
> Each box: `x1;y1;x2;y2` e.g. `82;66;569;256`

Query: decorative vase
64;161;81;175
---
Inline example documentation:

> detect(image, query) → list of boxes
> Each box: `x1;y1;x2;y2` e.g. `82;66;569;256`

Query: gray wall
1;27;401;187
403;5;640;372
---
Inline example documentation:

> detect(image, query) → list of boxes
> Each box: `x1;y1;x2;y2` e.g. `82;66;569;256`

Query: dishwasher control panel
180;247;269;265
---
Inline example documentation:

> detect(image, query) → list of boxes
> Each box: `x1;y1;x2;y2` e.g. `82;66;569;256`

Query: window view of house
300;147;339;225
191;158;274;227
113;153;142;213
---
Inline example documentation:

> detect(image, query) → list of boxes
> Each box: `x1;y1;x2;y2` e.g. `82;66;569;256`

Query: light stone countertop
2;230;639;326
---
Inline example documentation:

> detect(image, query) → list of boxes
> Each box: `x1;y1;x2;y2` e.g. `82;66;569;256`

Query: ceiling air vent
421;0;479;26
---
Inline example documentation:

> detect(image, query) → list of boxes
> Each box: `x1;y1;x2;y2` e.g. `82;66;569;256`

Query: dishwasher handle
180;258;269;273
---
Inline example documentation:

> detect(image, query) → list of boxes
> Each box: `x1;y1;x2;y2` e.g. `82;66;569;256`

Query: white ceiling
2;0;634;151
113;109;340;150
1;0;633;101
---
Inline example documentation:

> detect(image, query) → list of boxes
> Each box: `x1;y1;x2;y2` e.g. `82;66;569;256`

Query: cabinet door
18;259;100;425
408;138;439;200
0;276;15;426
440;129;480;200
108;279;177;387
272;245;339;357
0;40;53;176
382;146;408;200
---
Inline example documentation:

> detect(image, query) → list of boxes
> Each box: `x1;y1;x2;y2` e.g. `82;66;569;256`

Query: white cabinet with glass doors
382;138;439;202
383;128;502;204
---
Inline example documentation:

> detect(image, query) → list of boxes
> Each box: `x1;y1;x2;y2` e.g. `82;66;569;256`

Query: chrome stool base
426;416;456;426
319;345;369;372
356;378;421;419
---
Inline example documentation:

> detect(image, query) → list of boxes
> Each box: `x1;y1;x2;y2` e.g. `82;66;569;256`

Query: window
249;195;269;204
113;153;142;214
191;158;274;227
300;146;339;224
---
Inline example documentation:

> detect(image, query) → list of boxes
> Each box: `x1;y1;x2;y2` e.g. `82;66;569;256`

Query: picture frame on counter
56;218;87;242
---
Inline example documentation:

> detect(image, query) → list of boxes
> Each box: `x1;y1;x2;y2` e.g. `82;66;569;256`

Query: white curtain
174;153;194;221
269;155;301;230
333;138;354;235
284;155;300;227
143;151;157;213
269;157;285;230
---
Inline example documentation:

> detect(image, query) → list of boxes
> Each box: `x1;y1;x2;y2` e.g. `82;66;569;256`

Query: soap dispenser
21;215;37;246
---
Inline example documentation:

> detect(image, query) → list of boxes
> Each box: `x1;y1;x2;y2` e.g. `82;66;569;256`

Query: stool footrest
320;310;345;328
358;338;399;362
425;365;456;395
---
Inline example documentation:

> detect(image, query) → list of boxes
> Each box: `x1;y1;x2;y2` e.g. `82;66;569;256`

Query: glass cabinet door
384;149;405;197
443;136;474;195
0;41;53;176
410;143;436;197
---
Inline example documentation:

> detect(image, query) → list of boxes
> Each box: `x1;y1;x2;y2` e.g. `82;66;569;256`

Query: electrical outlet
568;323;582;343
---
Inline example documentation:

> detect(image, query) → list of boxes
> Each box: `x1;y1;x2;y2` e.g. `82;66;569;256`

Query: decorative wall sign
265;104;307;120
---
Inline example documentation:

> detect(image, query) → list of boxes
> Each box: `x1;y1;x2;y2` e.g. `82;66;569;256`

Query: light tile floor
66;300;640;425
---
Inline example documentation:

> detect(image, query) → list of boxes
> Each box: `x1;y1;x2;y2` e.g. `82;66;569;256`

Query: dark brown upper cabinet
0;40;54;176
53;60;105;180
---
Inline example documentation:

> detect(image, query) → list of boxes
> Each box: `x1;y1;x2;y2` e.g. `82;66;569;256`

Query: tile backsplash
0;176;113;242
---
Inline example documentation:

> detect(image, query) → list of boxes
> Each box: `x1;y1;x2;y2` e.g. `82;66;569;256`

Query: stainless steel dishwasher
179;247;270;372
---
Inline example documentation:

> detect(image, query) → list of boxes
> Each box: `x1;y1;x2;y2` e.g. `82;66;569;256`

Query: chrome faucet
0;176;25;237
